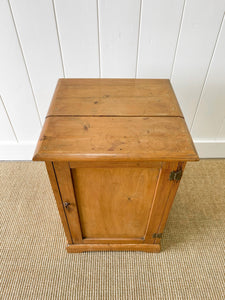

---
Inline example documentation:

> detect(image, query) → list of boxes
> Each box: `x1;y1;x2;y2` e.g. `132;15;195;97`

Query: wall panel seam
135;0;142;78
52;0;65;78
170;0;186;80
96;0;101;78
217;117;225;139
8;0;42;127
0;95;18;142
190;13;225;133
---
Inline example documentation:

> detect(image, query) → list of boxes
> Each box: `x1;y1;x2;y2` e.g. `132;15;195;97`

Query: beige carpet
1;160;224;299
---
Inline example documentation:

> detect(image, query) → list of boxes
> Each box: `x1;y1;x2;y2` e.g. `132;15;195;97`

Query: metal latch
169;169;182;181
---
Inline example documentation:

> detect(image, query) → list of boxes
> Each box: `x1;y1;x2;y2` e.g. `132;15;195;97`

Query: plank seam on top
46;115;184;119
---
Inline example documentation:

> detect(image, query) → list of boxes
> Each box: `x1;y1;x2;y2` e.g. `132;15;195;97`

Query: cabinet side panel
144;162;184;243
45;162;72;244
154;162;186;244
53;162;83;243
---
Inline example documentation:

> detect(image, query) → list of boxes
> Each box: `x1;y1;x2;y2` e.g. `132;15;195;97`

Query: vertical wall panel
137;0;184;78
171;0;225;128
217;118;225;139
191;17;225;140
99;0;140;78
54;0;99;78
0;96;17;142
0;0;41;141
10;0;64;123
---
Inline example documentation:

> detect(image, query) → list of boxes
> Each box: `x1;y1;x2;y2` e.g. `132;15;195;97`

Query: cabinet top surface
33;79;199;162
47;79;183;117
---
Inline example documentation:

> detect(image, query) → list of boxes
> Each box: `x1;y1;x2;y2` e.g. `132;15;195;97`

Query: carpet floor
1;160;224;299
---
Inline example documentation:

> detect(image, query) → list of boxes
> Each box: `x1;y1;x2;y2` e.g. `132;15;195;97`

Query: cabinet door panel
72;167;160;238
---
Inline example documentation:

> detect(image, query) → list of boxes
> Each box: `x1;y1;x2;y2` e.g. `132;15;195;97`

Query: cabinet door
71;167;160;239
52;161;185;244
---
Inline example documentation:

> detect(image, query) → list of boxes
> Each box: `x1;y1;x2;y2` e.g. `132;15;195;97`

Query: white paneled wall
137;0;185;78
0;0;41;143
0;96;17;142
99;0;141;77
9;0;64;123
171;0;225;128
54;0;100;78
191;16;225;139
0;0;225;160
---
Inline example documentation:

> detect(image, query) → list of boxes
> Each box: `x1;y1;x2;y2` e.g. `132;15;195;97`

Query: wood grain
82;238;144;244
53;162;83;243
144;162;184;243
33;79;199;163
47;79;183;117
69;161;162;168
45;162;72;244
67;243;161;253
33;116;198;162
153;162;186;244
72;167;160;238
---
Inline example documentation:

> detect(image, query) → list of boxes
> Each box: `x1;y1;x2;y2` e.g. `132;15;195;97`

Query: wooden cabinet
33;79;199;252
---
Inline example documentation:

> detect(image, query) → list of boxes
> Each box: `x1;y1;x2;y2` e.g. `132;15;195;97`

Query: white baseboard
0;142;36;160
194;140;225;158
0;140;224;160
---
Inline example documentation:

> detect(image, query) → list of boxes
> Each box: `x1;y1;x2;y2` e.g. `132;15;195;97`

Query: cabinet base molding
66;243;161;253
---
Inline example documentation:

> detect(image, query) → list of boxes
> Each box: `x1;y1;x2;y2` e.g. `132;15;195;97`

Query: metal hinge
169;168;182;181
152;233;162;239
